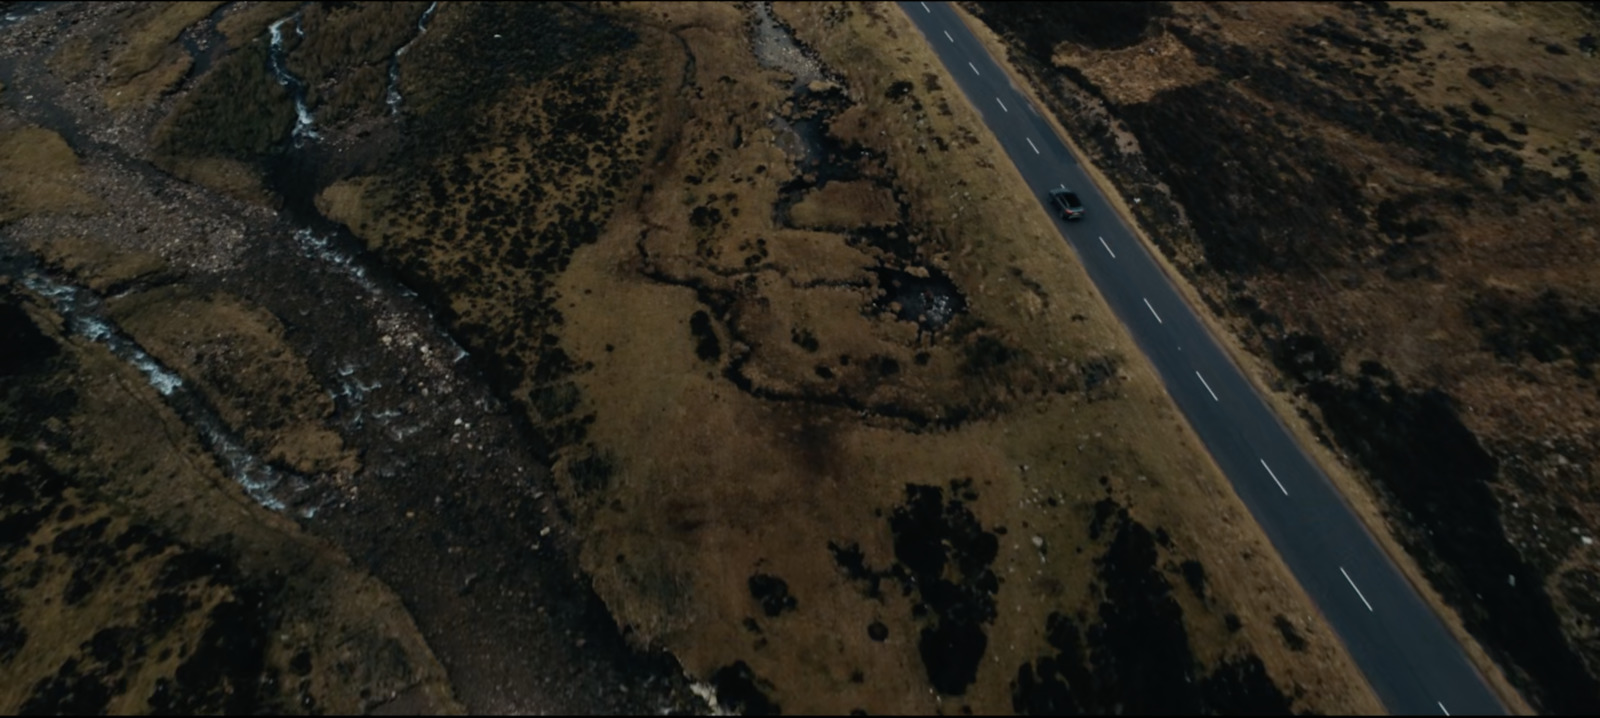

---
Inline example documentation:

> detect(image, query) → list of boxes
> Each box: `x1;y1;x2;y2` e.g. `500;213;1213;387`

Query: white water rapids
268;13;319;143
18;271;301;513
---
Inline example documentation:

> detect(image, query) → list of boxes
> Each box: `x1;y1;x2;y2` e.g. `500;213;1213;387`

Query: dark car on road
1049;186;1085;220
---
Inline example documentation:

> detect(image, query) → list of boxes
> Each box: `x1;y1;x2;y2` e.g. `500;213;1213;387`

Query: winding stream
268;13;318;143
385;1;439;115
8;258;307;514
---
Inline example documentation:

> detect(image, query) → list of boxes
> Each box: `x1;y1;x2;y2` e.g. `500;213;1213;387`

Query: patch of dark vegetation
883;481;1000;695
148;594;277;714
1011;500;1290;714
711;660;780;716
153;38;297;161
1297;358;1600;713
748;573;798;617
1273;615;1308;652
893;482;999;695
1197;655;1295;715
18;657;117;716
402;2;639;156
1117;78;1374;275
0;451;72;564
828;481;1000;695
1469;288;1600;378
974;2;1171;58
1076;356;1121;401
0;295;60;377
0;585;25;664
690;310;722;362
1268;331;1342;384
566;448;615;496
827;541;883;600
1178;559;1206;599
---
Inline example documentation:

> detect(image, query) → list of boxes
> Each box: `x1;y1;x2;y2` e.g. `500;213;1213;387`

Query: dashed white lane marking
996;97;1008;112
969;61;980;75
1026;137;1040;154
1097;235;1114;257
1260;459;1289;496
1438;701;1450;716
1341;567;1375;612
1196;371;1219;401
921;1;930;12
1143;297;1162;324
944;29;954;42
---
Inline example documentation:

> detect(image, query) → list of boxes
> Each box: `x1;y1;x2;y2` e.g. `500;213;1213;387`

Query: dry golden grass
46;33;99;83
105;285;358;477
215;1;301;50
101;2;220;111
788;180;902;229
0;127;99;223
155;156;276;208
316;0;1377;711
550;0;1378;712
24;235;169;294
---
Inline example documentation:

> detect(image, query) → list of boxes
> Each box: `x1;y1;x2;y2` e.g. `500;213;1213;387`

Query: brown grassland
319;1;1377;712
24;0;1587;712
966;0;1600;713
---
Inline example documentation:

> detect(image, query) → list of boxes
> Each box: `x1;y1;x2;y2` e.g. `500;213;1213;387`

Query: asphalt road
900;3;1505;715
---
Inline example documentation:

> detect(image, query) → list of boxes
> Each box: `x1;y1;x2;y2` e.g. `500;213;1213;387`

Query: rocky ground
967;0;1600;713
3;1;1401;714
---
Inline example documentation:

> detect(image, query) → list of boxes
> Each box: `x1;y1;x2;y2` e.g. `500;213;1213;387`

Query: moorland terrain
968;0;1600;712
0;0;1519;714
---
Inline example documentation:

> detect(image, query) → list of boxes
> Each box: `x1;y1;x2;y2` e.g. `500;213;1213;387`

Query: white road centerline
944;30;954;42
1196;371;1219;401
1143;297;1162;324
921;2;930;12
1026;137;1040;154
1097;236;1114;257
1260;459;1289;496
1438;701;1450;716
1341;567;1374;612
996;97;1008;112
968;61;980;75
